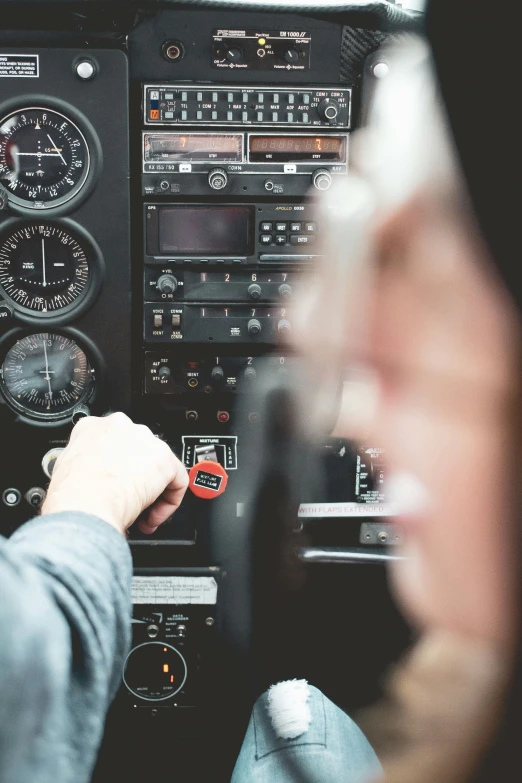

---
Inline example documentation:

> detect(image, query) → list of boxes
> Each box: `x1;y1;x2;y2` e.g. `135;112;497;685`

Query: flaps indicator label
0;54;39;78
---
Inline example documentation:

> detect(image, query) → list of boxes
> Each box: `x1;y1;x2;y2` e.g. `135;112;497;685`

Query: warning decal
0;54;39;78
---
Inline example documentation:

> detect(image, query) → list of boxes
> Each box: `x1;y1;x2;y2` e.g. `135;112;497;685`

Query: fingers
138;465;189;534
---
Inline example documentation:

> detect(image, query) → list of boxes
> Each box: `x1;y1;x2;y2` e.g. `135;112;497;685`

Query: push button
260;234;273;244
302;93;311;105
260;222;273;232
256;112;264;122
171;314;181;328
305;222;317;233
275;234;287;245
275;222;287;232
290;222;302;232
291;234;315;245
154;313;163;328
288;94;295;104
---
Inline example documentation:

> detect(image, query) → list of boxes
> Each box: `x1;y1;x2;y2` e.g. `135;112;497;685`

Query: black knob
318;98;340;122
25;487;46;508
225;47;243;63
211;366;225;382
72;404;90;424
158;366;171;379
243;366;257;381
278;283;292;299
0;184;9;211
278;319;291;335
248;318;262;336
248;283;262;300
160;179;170;191
283;48;299;64
312;168;333;191
208;168;228;190
0;302;14;323
157;274;178;294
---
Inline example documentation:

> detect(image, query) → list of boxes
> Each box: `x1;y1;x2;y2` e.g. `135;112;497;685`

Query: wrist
41;487;128;536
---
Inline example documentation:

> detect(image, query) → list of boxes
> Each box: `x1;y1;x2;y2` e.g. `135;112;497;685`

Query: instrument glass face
0;332;95;421
0;108;90;209
0;224;90;314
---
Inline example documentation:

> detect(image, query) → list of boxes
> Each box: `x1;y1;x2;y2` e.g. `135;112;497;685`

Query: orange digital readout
163;664;169;673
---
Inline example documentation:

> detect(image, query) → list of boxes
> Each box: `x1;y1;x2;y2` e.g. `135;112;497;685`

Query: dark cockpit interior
0;3;444;781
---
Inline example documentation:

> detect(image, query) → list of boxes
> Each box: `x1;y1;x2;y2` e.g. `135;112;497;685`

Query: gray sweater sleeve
0;512;133;783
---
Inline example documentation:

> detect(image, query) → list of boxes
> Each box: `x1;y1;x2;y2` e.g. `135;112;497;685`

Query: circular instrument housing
0;219;103;323
123;642;188;701
0;99;102;215
0;329;100;424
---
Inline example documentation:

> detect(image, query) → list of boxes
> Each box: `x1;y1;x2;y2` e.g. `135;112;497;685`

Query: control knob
278;283;292;299
225;47;243;64
248;318;262;336
25;487;46;509
208;168;228;190
312;169;333;191
0;302;13;323
283;48;299;64
318;98;340;122
248;283;262;300
157;274;178;294
158;366;171;379
211;366;225;382
71;404;91;424
278;319;291;335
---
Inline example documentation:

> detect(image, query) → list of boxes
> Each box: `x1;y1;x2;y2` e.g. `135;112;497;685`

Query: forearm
0;511;132;783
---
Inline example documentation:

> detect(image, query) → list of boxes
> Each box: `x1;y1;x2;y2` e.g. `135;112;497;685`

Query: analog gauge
0;332;95;421
0;223;95;316
123;642;187;701
0;107;90;209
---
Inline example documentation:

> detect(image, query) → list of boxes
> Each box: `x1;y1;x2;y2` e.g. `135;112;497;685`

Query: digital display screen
144;133;242;162
249;135;345;163
158;207;251;255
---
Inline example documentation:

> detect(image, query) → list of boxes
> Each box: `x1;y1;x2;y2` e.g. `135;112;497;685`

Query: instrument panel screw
205;617;215;627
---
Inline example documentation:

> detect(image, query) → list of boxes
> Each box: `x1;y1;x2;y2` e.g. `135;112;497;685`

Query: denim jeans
231;686;381;783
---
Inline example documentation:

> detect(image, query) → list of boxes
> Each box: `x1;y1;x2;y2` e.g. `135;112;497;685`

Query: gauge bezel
0;217;104;324
0;96;103;216
0;327;104;427
123;641;188;702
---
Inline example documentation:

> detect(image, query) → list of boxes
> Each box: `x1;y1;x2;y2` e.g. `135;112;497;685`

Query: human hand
41;412;189;536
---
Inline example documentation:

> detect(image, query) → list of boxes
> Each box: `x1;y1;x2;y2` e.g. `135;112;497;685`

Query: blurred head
294;39;520;650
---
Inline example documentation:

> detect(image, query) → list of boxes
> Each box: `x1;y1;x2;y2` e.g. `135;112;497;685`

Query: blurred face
293;45;520;651
367;192;519;647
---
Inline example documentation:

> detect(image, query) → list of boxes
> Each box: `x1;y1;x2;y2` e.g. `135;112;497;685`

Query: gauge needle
46;134;66;165
42;337;53;402
41;238;47;287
